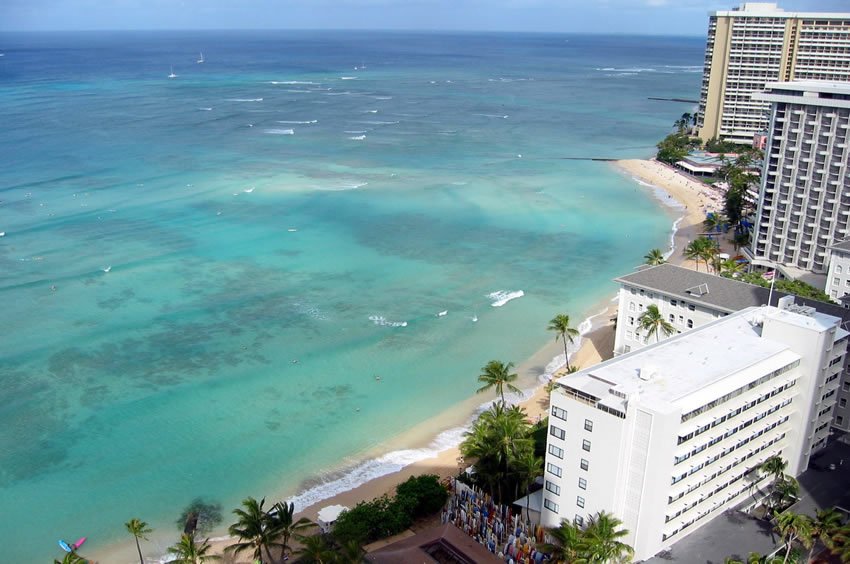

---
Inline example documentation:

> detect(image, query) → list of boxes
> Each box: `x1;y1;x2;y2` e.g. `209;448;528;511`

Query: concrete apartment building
745;81;850;282
826;239;850;305
612;263;850;434
696;3;850;143
542;304;847;560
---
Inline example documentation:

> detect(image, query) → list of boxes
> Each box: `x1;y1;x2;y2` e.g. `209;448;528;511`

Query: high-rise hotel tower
697;3;850;144
746;81;850;281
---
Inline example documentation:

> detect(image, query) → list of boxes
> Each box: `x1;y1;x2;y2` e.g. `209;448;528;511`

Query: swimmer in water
375;375;381;382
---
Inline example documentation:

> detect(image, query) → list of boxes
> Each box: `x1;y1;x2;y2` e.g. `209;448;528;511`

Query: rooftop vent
638;364;657;381
786;304;817;317
685;283;710;297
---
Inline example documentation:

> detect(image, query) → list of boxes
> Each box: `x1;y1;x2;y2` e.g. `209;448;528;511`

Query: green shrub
395;474;449;518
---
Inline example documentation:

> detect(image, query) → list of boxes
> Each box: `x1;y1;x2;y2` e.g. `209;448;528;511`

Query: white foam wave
288;425;467;512
361;120;399;125
227;98;263;102
368;315;407;327
264;128;294;135
278;120;317;124
197;107;213;111
596;67;656;73
314;181;368;192
269;80;318;85
340;76;358;80
487;290;524;307
474;113;509;119
349;135;366;140
344;130;367;134
366;109;378;113
287;89;314;93
372;96;392;100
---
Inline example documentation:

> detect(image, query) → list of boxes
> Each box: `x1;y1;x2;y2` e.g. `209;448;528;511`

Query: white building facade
825;240;850;304
697;3;850;143
542;305;846;561
746;81;850;280
612;264;850;449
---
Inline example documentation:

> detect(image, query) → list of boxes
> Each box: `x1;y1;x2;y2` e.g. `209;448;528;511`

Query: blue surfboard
58;539;73;552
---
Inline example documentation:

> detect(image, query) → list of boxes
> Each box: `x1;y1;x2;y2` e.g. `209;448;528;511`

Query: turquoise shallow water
0;31;702;561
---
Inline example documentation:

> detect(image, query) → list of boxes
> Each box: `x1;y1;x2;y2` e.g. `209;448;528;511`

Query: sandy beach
94;158;731;563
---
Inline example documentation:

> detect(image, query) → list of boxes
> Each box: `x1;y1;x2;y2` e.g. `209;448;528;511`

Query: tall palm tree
637;304;675;343
774;511;813;564
269;501;314;560
476;360;521;405
760;455;787;483
703;213;729;233
684;239;702;271
294;533;335;564
169;534;218;564
541;519;584;564
828;524;850;563
582;511;634;563
512;450;543;526
809;509;844;561
644;248;666;266
768;477;799;514
548;314;580;366
125;518;153;564
720;259;744;277
228;497;281;564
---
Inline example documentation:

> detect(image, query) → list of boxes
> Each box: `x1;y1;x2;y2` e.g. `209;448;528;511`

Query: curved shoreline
92;158;723;564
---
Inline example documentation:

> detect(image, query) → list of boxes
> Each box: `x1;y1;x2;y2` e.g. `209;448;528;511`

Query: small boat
437;310;448;317
58;540;73;553
168;66;178;79
197;52;204;64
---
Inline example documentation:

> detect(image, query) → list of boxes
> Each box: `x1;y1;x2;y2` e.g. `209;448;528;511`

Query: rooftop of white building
557;306;841;415
714;3;850;18
753;81;850;109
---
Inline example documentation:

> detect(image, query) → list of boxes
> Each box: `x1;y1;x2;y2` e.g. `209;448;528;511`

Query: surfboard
58;540;72;552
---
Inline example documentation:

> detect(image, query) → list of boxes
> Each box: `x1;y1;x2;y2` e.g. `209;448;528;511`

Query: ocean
0;30;703;562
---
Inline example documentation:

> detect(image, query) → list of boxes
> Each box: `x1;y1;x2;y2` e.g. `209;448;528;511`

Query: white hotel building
542;303;846;560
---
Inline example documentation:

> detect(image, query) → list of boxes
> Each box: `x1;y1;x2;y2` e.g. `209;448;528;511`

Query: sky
0;0;847;35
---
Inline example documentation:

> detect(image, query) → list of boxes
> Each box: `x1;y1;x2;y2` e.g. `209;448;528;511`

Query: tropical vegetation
644;248;666;266
227;496;314;563
548;314;580;365
637;304;675;343
460;403;539;504
720;272;832;303
169;533;218;563
684;236;719;272
125;517;153;564
477;359;521;405
543;511;634;563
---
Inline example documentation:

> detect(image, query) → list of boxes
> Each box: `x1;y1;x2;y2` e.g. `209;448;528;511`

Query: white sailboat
168;66;178;79
197;52;204;64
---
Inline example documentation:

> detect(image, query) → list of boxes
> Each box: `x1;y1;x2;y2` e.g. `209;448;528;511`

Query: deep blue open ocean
0;30;703;562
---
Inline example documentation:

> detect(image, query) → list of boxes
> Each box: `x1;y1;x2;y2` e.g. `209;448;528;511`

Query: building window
624;345;631;353
841;398;847;408
575;515;584;527
629;302;636;312
549;444;564;459
688;304;696;311
838;416;845;426
626;330;634;340
670;299;677;306
580;458;589;471
544;499;559;513
546;481;561;495
669;314;675;322
584;419;593;432
687;319;694;329
838;266;844;274
578;477;587;490
835;277;841;286
547;463;563;478
582;439;591;452
628;316;634;326
679;315;684;323
552;406;568;421
550;425;566;440
843;382;850;392
833;291;839;298
577;496;585;508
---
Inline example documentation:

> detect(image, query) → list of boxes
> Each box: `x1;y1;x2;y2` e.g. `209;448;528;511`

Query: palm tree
335;539;366;563
548;314;580;366
703;213;729;233
54;553;88;564
294;533;335;563
808;509;844;561
828;524;850;562
720;259;743;277
582;511;634;563
768;477;799;514
637;304;675;343
760;455;787;482
228;497;282;564
512;451;543;527
169;534;218;564
476;360;521;405
269;501;314;560
125;518;153;564
774;510;813;564
644;248;666;266
541;519;584;564
684;239;702;271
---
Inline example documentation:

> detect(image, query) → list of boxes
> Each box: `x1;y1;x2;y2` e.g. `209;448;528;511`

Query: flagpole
767;269;776;307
